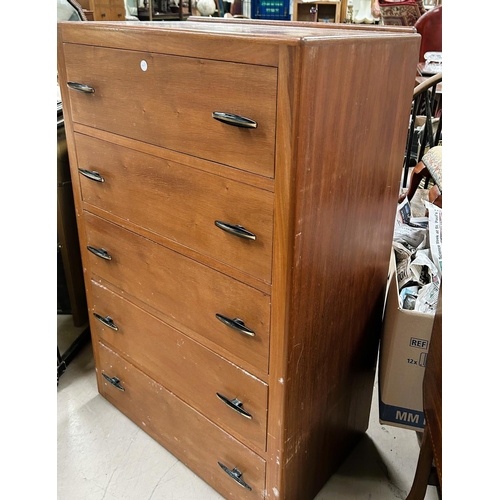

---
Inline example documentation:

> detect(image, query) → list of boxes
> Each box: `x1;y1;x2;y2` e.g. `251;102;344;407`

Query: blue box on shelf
251;0;290;20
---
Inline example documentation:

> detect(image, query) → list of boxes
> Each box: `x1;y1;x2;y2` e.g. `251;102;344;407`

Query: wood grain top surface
58;19;418;42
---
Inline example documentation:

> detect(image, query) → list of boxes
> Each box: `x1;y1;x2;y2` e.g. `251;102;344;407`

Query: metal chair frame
402;72;442;188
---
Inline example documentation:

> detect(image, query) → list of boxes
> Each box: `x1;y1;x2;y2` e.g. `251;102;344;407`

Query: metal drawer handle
216;393;253;419
67;82;95;94
212;112;257;129
215;221;256;241
215;314;255;337
93;312;118;331
101;373;125;391
79;168;104;183
87;246;112;261
217;462;252;491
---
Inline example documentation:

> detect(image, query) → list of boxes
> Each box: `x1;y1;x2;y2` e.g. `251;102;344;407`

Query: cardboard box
378;268;435;431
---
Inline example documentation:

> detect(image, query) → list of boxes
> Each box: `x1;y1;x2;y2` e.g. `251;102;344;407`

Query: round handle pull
78;168;104;183
93;312;118;331
67;82;95;94
87;246;112;261
216;393;253;419
214;221;256;241
212;112;257;129
215;314;255;337
217;462;252;491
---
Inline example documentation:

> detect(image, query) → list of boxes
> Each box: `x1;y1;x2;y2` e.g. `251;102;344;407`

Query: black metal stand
57;326;91;384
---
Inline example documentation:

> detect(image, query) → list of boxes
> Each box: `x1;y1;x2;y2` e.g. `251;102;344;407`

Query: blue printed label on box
379;400;426;430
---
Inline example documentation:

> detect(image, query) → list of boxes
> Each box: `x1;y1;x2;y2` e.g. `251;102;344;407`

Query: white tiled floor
57;317;440;500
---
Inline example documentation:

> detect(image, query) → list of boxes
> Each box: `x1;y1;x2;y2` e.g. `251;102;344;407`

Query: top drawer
62;43;278;178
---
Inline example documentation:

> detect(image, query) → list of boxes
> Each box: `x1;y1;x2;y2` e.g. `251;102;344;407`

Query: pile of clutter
392;196;442;314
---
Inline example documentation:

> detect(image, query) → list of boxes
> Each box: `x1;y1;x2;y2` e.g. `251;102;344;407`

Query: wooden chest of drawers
79;0;125;21
57;19;419;500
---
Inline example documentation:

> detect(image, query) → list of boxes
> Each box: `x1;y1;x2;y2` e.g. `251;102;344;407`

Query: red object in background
378;0;424;26
414;5;442;62
230;0;243;15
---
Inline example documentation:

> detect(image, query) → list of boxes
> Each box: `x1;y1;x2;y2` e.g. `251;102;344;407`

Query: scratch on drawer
222;358;267;385
296;343;304;374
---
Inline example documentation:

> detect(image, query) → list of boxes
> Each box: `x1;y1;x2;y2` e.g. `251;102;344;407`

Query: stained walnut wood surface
406;286;442;499
74;127;273;296
424;285;442;484
98;342;267;500
86;0;125;21
75;133;274;283
84;212;271;373
91;280;269;453
63;43;278;178
275;36;419;499
265;44;301;498
57;20;420;500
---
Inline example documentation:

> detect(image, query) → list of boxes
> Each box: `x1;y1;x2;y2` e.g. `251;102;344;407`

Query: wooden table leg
406;426;434;500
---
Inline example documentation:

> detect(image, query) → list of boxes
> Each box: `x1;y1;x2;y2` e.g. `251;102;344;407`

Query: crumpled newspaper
393;198;442;314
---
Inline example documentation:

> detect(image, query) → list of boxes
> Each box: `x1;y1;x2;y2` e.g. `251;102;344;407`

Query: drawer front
97;342;266;499
63;43;277;178
84;212;270;373
91;280;268;451
75;133;274;283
